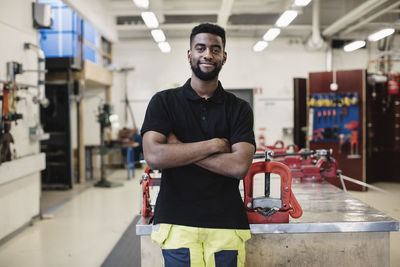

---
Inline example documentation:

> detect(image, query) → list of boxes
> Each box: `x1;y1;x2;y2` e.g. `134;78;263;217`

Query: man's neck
190;74;219;99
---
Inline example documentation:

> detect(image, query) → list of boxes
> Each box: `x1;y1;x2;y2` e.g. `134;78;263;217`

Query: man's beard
190;60;222;81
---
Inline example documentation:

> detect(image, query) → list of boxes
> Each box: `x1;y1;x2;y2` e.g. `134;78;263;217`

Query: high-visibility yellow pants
151;224;251;267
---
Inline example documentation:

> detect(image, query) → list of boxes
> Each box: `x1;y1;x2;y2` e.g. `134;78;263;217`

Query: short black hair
190;23;226;49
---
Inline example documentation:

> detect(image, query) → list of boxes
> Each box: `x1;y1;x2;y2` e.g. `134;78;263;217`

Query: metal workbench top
136;182;399;235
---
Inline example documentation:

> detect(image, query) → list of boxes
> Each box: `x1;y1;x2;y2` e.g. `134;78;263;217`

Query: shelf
45;60;113;87
0;153;46;186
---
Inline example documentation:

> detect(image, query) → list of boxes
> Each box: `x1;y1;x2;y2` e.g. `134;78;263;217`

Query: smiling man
141;23;256;267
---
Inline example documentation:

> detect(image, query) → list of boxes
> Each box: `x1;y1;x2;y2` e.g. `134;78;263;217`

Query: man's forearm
195;143;255;180
146;141;218;169
143;131;230;170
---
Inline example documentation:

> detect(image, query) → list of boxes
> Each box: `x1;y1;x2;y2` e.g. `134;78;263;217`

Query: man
141;23;255;267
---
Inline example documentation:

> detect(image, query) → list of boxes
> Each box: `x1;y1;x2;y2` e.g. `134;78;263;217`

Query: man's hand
213;138;231;153
167;133;181;144
168;133;230;153
196;142;255;180
166;133;251;180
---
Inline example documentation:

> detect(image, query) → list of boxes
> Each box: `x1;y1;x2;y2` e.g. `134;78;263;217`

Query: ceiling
109;0;400;43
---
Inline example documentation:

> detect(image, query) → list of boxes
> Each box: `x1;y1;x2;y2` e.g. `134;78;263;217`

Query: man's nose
203;48;213;60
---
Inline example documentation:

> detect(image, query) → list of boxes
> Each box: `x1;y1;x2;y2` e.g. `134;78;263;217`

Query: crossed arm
142;131;255;180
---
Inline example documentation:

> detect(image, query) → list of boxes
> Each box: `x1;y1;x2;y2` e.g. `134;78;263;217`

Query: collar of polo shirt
182;79;225;104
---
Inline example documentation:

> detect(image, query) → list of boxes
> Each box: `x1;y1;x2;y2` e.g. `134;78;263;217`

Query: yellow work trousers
151;223;251;267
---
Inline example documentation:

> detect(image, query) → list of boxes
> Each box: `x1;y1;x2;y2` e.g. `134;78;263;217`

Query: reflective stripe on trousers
151;224;251;267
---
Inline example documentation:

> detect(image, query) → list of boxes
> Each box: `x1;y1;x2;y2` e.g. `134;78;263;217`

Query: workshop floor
0;169;399;267
348;182;400;267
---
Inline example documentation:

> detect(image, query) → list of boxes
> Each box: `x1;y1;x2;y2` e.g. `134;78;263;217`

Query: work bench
84;141;139;181
136;182;398;267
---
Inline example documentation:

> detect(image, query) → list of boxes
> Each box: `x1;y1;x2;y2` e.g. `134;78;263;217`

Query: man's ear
223;51;227;65
187;49;191;62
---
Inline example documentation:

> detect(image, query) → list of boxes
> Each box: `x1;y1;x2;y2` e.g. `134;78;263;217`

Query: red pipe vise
244;161;303;224
257;140;299;156
271;149;338;182
141;167;161;217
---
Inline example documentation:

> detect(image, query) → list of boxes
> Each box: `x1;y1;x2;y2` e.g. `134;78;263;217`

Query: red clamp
141;167;161;217
244;161;303;224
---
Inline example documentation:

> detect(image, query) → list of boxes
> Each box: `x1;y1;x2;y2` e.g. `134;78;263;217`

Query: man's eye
212;49;221;53
196;47;205;52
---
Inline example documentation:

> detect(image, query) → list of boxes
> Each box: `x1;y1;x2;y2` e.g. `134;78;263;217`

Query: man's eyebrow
194;43;222;50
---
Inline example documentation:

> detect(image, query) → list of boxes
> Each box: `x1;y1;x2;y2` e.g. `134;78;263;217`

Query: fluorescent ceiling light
263;28;281;41
158;42;171;53
368;28;395;42
343;40;366;52
294;0;312;7
276;10;298;27
151;29;166;43
141;12;159;28
253;41;268;52
133;0;149;9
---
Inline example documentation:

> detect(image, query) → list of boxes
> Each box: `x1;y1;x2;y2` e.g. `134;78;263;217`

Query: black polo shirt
141;79;255;229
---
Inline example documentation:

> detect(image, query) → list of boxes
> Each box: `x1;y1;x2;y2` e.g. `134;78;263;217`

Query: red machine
257;140;299;155
269;149;338;182
266;140;286;155
244;160;303;224
140;167;161;218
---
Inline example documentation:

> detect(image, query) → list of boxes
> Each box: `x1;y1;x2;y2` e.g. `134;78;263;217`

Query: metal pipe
337;170;347;192
341;175;390;194
0;80;38;89
341;0;400;35
326;45;332;71
306;0;324;50
23;42;49;107
323;0;388;37
312;0;320;43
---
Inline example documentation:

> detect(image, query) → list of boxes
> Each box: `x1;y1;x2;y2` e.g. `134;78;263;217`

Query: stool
124;146;135;180
122;142;139;180
85;146;95;180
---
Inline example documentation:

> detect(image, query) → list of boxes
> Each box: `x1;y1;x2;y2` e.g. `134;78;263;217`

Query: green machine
95;103;122;188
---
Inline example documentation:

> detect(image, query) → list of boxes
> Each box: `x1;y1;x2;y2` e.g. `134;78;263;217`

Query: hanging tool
0;121;14;163
344;120;358;130
333;109;337;122
350;130;359;155
338;134;345;154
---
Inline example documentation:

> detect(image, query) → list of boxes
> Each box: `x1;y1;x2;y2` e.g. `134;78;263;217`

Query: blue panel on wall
83;44;96;63
39;0;82;59
83;20;97;45
38;0;67;8
40;6;81;33
39;0;99;65
40;32;78;58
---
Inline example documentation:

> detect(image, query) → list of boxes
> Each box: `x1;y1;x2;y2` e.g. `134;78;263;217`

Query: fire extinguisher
388;77;399;95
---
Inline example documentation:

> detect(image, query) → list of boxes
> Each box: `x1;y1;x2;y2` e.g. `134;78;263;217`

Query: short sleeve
230;101;256;148
140;93;172;137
